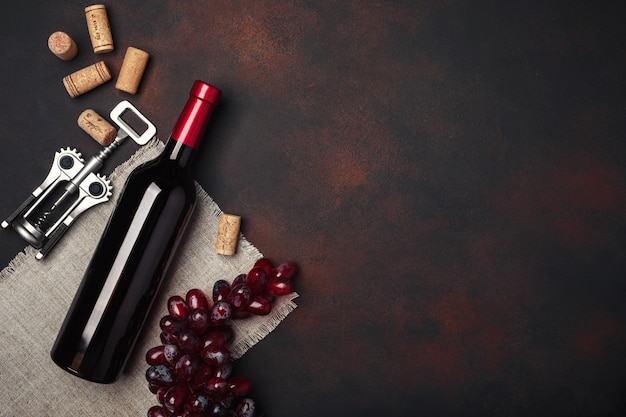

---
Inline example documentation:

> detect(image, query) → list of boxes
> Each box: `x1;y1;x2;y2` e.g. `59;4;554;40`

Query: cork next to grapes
216;213;241;256
77;109;117;146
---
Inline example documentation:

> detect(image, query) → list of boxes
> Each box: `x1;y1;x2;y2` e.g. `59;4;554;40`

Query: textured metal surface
1;1;626;416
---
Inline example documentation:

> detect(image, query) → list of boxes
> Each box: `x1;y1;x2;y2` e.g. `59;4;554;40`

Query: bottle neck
161;138;197;170
160;81;221;171
169;85;219;150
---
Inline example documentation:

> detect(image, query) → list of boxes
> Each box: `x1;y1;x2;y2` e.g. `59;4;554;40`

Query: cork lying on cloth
0;139;298;416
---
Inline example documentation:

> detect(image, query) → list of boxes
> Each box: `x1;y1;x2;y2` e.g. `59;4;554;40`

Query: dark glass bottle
51;80;221;383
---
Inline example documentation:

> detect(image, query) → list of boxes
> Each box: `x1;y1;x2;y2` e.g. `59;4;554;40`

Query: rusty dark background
1;1;626;416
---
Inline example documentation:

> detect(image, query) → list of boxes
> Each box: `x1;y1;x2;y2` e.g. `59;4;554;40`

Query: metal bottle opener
1;100;156;259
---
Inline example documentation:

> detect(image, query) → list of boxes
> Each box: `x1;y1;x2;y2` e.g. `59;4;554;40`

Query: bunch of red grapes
145;258;298;417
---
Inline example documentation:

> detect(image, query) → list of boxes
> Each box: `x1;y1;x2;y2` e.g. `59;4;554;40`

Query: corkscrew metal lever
1;100;156;259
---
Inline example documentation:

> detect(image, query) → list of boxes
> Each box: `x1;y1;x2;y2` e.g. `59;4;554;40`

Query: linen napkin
0;139;298;416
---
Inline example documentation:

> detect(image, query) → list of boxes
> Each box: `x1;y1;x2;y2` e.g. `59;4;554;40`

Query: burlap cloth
0;139;298;416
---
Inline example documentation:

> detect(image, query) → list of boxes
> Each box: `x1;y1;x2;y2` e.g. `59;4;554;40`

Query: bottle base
50;352;117;384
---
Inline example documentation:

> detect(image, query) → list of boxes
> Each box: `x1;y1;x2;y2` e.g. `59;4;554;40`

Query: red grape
188;308;211;335
253;258;272;275
272;261;298;280
178;330;203;354
245;267;267;295
160;331;177;345
146;365;174;386
266;278;292;296
212;280;231;302
168;295;190;319
147;405;168;417
211;300;232;325
206;376;229;400
186;392;211;413
163;343;183;367
203;326;234;348
160;315;187;336
214;362;233;379
207;403;228;417
232;274;247;287
228;377;251;397
227;284;252;310
236;398;256;417
201;344;230;366
174;354;200;382
164;383;190;412
247;295;272;316
146;345;167;366
186;288;210;310
156;387;168;404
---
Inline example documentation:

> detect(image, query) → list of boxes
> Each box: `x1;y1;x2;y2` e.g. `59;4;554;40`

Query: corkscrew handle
110;100;157;145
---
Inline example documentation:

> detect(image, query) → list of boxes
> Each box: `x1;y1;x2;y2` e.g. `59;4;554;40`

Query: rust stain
495;147;626;255
419;289;511;388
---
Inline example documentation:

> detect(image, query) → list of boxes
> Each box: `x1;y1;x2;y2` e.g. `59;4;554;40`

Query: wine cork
63;61;111;98
85;4;114;54
116;47;150;94
215;214;241;256
77;109;117;146
47;31;78;60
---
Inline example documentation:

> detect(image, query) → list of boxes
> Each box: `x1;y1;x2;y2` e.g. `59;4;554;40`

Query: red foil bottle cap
170;80;222;148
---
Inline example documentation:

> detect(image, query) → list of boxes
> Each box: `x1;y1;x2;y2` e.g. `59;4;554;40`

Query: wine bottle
50;80;221;383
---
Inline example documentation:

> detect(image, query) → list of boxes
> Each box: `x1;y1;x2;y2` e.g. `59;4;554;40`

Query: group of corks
46;4;149;147
48;5;242;256
48;4;149;98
